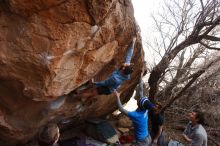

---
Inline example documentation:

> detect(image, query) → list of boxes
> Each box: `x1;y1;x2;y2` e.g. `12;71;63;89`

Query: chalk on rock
49;95;66;110
91;25;99;34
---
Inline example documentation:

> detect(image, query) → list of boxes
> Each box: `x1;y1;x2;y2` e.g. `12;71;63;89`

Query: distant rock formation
0;0;144;145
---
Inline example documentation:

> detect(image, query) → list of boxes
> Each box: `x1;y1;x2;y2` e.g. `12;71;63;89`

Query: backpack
85;119;119;144
167;139;184;146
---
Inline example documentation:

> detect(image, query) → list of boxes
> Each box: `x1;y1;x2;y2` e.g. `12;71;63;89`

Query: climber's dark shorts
96;86;111;95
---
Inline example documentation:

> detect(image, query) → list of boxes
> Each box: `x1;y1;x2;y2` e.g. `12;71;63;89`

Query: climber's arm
114;90;128;115
124;37;136;65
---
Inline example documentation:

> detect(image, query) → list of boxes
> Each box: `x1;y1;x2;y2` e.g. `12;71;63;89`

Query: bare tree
141;0;220;145
145;0;220;103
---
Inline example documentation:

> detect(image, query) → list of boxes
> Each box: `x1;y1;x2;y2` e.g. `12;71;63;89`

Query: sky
131;0;160;36
122;0;161;111
131;0;162;67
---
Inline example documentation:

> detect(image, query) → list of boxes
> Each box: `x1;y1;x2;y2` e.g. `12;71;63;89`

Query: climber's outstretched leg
78;87;98;99
66;88;96;104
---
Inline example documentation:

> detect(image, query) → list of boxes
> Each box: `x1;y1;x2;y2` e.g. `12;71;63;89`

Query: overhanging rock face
0;0;144;144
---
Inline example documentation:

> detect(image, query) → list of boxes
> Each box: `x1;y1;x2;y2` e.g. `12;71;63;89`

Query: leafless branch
208;135;220;146
161;56;220;112
203;35;220;41
200;41;220;50
148;0;220;101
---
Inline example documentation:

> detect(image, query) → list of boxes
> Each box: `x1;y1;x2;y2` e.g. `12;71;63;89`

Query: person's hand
114;90;120;98
122;63;130;67
137;29;141;35
183;134;192;142
153;139;158;144
87;78;94;85
141;67;145;77
132;37;137;43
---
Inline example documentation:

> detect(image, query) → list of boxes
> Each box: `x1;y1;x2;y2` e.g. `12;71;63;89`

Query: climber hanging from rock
72;36;137;101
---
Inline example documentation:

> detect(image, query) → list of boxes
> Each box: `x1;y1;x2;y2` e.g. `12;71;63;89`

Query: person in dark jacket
149;103;166;146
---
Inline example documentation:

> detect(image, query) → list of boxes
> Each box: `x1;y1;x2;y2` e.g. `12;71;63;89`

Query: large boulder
0;0;144;145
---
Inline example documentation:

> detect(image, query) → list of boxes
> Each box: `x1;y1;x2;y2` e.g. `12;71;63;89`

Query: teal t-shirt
128;109;149;140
